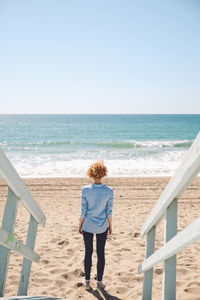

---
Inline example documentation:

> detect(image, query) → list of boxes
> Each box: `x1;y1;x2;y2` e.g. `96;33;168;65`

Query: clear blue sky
0;0;199;114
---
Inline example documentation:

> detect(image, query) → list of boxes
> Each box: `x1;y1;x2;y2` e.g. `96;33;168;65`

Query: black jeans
83;229;108;281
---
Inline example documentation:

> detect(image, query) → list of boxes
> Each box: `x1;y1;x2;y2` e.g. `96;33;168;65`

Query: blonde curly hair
87;160;107;179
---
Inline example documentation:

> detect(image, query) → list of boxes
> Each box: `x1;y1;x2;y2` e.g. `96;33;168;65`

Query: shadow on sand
86;287;122;300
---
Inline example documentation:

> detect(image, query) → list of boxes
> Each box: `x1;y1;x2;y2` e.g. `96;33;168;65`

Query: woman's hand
79;218;84;234
79;225;83;234
108;217;112;235
108;223;112;235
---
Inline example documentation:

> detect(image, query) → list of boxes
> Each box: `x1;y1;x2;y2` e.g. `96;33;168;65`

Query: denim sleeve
106;189;114;218
80;188;88;219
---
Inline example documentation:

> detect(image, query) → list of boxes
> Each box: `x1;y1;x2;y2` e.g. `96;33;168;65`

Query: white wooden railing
138;132;200;300
0;149;46;296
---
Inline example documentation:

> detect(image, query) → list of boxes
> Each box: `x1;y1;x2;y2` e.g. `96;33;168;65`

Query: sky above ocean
0;0;200;114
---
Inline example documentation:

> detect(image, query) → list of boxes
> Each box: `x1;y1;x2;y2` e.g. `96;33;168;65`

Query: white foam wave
123;139;192;148
6;150;198;178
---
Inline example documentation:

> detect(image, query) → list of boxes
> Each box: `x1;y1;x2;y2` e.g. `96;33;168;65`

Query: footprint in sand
48;285;59;291
50;237;61;243
119;276;132;283
186;281;200;288
62;255;71;260
133;275;143;283
128;268;135;272
112;242;120;247
114;252;122;257
121;247;131;252
8;275;18;281
65;287;74;294
41;259;50;264
116;286;128;294
68;263;73;267
9;280;19;286
70;268;84;277
40;291;47;295
184;287;200;295
33;278;52;285
115;271;122;277
117;272;136;283
57;239;69;246
61;273;69;280
76;282;83;288
55;279;66;287
103;275;111;281
134;232;140;237
67;248;74;254
50;268;66;274
154;268;162;275
177;267;189;275
34;272;48;277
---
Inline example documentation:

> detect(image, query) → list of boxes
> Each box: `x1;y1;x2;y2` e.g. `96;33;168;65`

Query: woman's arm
79;188;88;234
108;217;112;235
79;218;84;234
106;190;114;234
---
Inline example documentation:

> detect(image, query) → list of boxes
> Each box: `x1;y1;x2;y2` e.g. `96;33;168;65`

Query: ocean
0;114;199;178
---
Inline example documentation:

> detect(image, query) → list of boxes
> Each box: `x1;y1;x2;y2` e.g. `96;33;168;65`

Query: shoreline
0;177;200;299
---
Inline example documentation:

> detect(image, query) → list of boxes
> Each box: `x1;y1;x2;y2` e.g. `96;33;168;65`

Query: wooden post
0;188;19;296
18;215;38;296
0;149;46;227
163;198;177;300
142;225;156;300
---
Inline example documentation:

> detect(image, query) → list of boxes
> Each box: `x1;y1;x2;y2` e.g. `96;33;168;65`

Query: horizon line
0;113;200;115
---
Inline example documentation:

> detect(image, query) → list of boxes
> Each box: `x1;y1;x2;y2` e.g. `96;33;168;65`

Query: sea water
0;114;199;177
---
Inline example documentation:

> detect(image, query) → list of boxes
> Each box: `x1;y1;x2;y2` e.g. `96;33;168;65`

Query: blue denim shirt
80;183;114;234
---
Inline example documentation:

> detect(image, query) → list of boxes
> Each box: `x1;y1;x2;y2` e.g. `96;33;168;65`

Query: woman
79;160;114;290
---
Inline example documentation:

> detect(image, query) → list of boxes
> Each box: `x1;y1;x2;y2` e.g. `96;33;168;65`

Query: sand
0;177;200;300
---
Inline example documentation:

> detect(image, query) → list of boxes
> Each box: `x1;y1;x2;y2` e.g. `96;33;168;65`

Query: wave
0;139;193;150
96;140;193;149
0;140;76;151
9;155;200;178
173;141;193;148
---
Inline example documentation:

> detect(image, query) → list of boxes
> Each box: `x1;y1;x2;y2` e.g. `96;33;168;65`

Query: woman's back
81;183;113;234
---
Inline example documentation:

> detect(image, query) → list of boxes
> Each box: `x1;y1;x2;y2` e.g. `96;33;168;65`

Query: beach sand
0;177;200;300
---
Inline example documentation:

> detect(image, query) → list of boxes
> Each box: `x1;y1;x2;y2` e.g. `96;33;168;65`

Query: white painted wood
141;132;200;237
138;215;200;274
18;216;38;295
0;149;46;227
0;188;19;296
1;297;65;300
142;226;156;300
0;227;39;263
163;199;177;300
